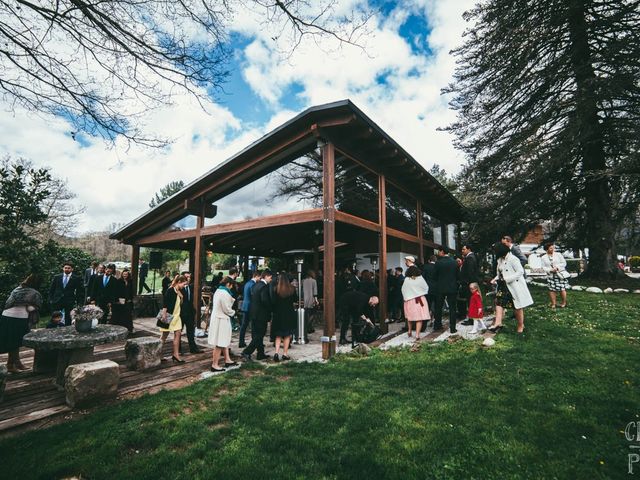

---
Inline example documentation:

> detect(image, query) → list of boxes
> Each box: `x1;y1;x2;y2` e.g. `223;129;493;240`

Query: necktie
103;276;108;287
185;286;190;299
63;275;68;288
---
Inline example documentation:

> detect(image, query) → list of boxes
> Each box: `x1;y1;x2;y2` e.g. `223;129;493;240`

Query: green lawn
3;288;639;479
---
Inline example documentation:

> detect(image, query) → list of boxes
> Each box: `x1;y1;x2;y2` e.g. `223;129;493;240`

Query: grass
2;288;639;479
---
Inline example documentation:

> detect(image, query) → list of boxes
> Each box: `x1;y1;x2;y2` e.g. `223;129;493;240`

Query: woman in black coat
271;274;297;362
111;270;135;332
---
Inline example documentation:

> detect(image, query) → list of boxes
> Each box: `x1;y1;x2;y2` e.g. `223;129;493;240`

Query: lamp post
283;249;313;345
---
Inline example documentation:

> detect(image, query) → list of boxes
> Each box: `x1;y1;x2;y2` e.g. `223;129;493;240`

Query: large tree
149;180;185;208
444;0;639;278
1;0;369;147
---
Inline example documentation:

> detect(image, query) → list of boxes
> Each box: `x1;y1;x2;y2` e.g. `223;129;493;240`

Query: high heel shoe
488;325;503;333
210;366;226;372
172;356;185;364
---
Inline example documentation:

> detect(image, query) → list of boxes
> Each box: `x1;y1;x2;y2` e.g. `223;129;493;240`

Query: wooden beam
136;229;197;246
193;211;204;324
334;211;381;233
322;142;336;359
184;199;217;218
201;209;323;237
316;113;357;129
379;175;388;333
387;227;421;244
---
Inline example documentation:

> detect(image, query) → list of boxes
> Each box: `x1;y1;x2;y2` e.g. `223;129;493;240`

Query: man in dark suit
501;236;527;267
83;261;98;292
422;255;437;315
90;264;119;324
241;270;273;361
459;245;480;325
181;271;202;354
49;262;84;325
138;259;151;294
433;248;459;333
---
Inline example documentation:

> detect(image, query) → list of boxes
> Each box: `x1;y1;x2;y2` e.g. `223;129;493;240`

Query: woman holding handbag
159;274;188;363
541;243;569;308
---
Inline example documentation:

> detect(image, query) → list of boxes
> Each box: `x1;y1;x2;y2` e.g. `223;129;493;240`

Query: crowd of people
1;236;575;374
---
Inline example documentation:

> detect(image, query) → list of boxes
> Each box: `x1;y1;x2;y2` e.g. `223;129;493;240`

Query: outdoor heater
364;254;379;273
283;249;313;345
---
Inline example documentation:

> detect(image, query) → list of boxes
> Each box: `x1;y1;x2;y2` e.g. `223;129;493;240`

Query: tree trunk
567;0;621;279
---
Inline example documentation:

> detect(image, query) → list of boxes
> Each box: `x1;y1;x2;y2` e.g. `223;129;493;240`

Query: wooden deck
0;321;218;438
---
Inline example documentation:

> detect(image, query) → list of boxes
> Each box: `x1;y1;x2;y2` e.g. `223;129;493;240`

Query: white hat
404;255;416;263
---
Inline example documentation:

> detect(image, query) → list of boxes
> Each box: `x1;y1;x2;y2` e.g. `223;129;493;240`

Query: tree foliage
445;0;640;277
149;180;185;208
1;0;370;147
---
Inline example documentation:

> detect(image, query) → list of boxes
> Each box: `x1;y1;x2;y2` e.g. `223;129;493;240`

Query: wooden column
417;202;424;264
131;245;140;295
322;141;336;359
457;223;462;254
193;209;205;324
378;175;388;334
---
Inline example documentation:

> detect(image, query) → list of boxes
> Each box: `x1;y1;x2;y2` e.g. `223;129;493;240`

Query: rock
65;359;119;408
572;285;585;291
585;287;603;294
353;343;372;355
613;288;629;293
482;337;496;348
0;365;7;402
634;290;640;294
125;336;162;371
604;288;613;294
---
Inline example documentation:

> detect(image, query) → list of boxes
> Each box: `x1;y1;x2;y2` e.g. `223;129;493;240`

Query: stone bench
64;359;119;408
124;336;162;371
0;365;7;402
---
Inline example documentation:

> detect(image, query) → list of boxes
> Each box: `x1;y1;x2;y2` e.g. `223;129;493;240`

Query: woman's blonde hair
469;282;480;291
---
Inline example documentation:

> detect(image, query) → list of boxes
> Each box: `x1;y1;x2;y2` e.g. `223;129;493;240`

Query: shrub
629;256;640;269
565;258;582;273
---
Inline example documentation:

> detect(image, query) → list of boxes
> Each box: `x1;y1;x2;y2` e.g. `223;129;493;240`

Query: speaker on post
149;251;163;270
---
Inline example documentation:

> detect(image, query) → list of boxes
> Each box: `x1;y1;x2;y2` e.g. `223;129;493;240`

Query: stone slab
65;359;120;408
125;337;162;371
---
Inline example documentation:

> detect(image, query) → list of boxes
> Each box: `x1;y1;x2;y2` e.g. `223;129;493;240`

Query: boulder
65;359;119;408
353;343;372;355
604;288;613;294
613;288;629;293
585;287;603;294
482;337;496;348
0;365;7;402
634;290;640;294
125;336;162;371
572;285;585;291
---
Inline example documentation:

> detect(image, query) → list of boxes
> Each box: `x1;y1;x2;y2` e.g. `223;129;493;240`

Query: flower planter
75;318;99;333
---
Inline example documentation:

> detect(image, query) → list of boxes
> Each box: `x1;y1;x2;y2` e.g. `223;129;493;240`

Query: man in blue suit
90;264;119;324
433;248;459;333
49;262;84;325
238;270;260;348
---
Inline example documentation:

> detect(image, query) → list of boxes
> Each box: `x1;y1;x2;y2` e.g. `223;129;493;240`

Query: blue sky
0;0;474;233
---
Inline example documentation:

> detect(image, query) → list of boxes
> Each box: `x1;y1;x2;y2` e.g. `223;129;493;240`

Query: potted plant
70;305;103;333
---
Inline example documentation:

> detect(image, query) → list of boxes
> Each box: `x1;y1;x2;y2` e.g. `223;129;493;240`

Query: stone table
23;325;128;389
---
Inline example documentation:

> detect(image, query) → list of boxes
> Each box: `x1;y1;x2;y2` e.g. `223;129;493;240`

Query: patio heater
364;254;379;273
284;249;313;345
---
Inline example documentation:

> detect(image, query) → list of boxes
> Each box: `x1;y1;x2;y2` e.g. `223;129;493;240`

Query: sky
0;0;475;234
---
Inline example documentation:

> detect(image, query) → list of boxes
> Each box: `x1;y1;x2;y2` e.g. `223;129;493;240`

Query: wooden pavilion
110;100;465;358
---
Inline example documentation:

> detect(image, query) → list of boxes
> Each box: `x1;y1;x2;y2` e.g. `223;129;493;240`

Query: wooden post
131;245;140;295
379;175;388;334
322;141;336;359
457;223;462;254
417;202;424;264
193;208;205;324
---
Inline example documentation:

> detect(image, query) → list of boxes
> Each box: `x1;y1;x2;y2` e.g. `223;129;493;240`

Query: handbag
156;310;173;328
558;269;571;279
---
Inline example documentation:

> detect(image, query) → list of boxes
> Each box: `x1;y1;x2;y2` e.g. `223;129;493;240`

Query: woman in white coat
208;277;238;372
540;243;569;309
488;243;534;334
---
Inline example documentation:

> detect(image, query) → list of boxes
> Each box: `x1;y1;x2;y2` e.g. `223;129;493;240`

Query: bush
629;256;640;269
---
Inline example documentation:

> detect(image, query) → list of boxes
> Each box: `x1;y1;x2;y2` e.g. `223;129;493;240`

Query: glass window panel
204;149;322;225
433;224;443;246
421;210;440;243
162;214;197;232
335;152;379;223
385;181;417;235
447;224;457;250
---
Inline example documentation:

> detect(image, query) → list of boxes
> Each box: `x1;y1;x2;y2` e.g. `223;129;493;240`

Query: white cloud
0;0;474;234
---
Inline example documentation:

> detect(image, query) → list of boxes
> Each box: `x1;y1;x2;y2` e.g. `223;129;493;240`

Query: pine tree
149;180;185;208
445;0;640;278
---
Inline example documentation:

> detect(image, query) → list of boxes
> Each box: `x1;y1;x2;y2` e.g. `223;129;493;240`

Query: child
468;283;487;334
46;311;65;329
